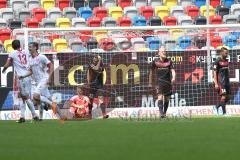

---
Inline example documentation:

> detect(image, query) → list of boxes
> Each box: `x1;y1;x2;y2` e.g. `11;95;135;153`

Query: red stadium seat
210;15;222;24
210;0;220;8
32;8;46;22
0;28;11;43
99;37;116;51
87;17;101;27
210;36;222;48
118;0;132;9
186;6;199;19
93;7;108;20
0;0;7;8
140;6;154;20
56;0;70;11
163;16;177;26
49;34;60;42
117;16;132;26
80;31;92;41
25;18;39;28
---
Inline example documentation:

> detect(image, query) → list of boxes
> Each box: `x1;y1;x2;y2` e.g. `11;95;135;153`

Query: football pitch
0;117;240;160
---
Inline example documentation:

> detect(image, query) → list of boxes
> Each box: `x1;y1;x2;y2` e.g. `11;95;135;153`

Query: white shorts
32;78;51;98
18;77;31;97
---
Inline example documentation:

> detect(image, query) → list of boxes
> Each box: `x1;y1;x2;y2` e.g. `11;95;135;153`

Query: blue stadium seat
223;35;237;48
132;16;147;26
222;0;234;8
146;37;161;50
78;7;93;20
195;0;206;8
231;32;240;38
178;36;192;49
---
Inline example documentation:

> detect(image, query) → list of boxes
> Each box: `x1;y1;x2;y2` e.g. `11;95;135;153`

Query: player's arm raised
90;56;102;71
2;58;12;73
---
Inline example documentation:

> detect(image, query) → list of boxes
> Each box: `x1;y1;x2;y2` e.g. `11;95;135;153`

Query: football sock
163;101;169;114
158;100;164;116
26;99;37;117
20;101;26;118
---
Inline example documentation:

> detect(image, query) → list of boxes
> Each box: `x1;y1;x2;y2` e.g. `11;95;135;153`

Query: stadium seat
148;16;162;26
178;36;191;49
108;6;123;20
163;0;177;7
99;37;116;51
124;6;138;19
26;0;40;10
86;37;98;50
32;8;46;22
56;0;70;11
132;16;147;26
0;0;7;8
210;0;220;8
0;18;7;28
230;31;240;38
222;0;234;8
41;0;55;10
193;36;206;49
133;0;147;9
93;7;108;20
0;28;11;43
131;37;146;51
231;4;240;16
72;17;87;27
53;39;68;52
73;0;85;10
170;6;184;18
117;16;132;26
93;30;108;42
223;35;237;48
114;37;132;50
39;39;53;52
215;5;229;17
88;0;100;10
170;29;184;40
209;15;222;24
25;18;39;28
18;8;31;22
79;30;92;41
140;6;153;20
223;14;238;24
185;5;199;19
163;16;177;26
194;15;206;25
41;18;56;27
47;7;62;20
69;38;87;52
200;5;215;17
149;0;162;7
118;0;132;9
146;37;161;50
164;37;177;50
87;17;101;27
102;0;116;9
78;7;92;20
56;18;71;27
210;36;222;48
195;0;206;8
0;8;14;21
11;0;25;11
63;7;77;20
155;6;169;19
4;39;13;53
178;15;192;25
9;19;22;30
178;0;192;8
102;17;116;26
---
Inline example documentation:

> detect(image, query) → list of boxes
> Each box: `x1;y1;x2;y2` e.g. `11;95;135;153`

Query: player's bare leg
99;96;109;119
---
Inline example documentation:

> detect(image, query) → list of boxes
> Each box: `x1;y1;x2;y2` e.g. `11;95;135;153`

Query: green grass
1;118;240;160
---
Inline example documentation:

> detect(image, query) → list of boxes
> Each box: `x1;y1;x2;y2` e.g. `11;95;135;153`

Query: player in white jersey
2;40;39;123
19;42;65;121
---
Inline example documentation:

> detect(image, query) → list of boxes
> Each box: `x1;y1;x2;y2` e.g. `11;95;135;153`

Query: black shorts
218;84;231;96
156;82;172;96
89;85;104;99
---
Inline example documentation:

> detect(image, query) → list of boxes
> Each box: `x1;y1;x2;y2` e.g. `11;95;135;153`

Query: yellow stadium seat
163;0;177;7
200;5;215;17
170;29;184;40
53;39;68;52
56;18;71;28
41;0;55;10
93;30;108;42
155;6;169;19
136;47;150;51
217;45;230;49
108;7;123;20
4;40;13;53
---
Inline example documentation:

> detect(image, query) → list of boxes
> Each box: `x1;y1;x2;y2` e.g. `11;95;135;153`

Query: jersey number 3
18;54;27;65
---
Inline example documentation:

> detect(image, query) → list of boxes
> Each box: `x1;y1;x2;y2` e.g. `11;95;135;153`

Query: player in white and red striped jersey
19;42;65;121
2;40;39;123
